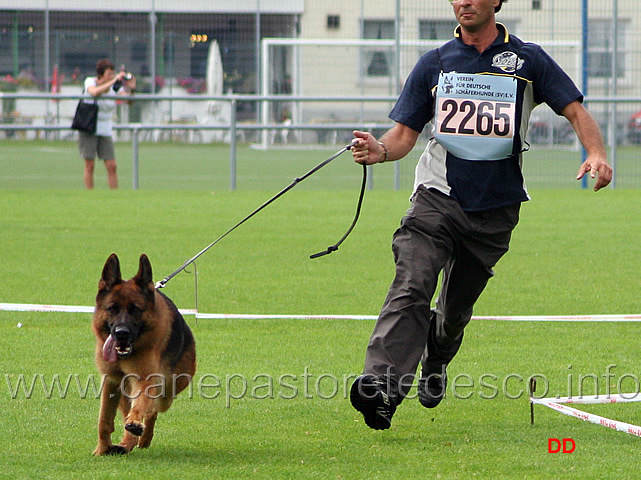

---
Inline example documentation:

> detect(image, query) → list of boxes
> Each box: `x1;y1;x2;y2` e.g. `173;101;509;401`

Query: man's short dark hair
96;59;115;77
495;0;507;13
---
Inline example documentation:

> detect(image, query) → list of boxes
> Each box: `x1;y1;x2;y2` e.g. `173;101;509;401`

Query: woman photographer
79;58;135;189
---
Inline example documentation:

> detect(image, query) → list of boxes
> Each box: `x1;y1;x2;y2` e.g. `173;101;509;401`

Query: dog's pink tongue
103;335;118;363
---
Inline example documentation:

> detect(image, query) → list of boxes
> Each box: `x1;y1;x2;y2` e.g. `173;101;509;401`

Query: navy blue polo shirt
390;24;583;211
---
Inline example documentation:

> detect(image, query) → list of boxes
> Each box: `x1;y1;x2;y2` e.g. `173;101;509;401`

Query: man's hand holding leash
351;131;386;165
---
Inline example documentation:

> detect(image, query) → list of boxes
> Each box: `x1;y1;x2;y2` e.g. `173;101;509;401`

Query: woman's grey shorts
78;132;115;161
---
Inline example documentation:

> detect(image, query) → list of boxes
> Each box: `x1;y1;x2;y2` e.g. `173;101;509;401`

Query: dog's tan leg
123;377;160;438
116;395;139;453
138;412;158;449
93;380;125;456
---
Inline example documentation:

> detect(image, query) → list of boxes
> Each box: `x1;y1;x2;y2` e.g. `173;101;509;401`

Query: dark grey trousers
363;186;521;400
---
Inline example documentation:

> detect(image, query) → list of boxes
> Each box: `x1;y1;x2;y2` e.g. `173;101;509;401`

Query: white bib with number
434;72;517;161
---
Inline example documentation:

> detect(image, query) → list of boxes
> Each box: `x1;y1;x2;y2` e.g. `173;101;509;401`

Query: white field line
0;303;640;322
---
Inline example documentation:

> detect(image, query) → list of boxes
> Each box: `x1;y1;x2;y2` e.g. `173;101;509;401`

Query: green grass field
1;140;641;479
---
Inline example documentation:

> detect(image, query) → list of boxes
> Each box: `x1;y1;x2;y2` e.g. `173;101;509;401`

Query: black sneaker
350;374;396;430
418;371;447;409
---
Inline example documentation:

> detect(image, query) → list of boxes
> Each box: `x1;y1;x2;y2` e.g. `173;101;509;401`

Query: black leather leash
156;141;364;289
310;161;366;259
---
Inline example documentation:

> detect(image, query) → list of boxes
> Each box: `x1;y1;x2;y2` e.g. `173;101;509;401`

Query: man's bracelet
378;141;389;163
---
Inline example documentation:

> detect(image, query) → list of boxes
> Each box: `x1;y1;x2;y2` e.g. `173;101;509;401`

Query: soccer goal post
259;37;580;149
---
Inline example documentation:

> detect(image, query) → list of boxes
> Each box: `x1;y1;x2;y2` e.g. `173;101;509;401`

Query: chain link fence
0;1;639;188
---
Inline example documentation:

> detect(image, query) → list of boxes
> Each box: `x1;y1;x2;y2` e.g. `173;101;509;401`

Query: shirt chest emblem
492;51;524;73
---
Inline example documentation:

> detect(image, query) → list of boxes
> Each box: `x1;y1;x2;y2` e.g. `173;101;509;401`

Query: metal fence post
132;126;139;190
580;0;589;189
609;0;619;188
230;98;237;191
394;161;400;191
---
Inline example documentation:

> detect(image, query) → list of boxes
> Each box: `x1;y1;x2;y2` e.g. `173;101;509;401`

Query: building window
327;15;340;30
419;20;457;40
362;19;394;78
131;42;147;63
588;19;628;78
532;0;541;10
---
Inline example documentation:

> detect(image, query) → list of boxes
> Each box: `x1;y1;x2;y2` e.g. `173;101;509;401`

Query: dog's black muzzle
111;324;137;359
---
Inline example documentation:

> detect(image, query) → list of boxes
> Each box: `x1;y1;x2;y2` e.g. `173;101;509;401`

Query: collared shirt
390;24;582;211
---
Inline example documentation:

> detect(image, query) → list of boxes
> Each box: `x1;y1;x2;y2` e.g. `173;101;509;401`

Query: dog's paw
93;445;128;456
107;445;129;455
125;422;144;437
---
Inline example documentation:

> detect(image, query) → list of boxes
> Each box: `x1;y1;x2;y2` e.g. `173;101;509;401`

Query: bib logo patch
492;51;524;73
442;74;455;94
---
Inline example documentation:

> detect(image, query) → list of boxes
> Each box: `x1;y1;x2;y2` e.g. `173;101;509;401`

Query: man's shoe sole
350;375;395;430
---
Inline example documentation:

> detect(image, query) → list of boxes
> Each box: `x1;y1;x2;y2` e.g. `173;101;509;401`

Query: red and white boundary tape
474;314;641;322
1;302;640;322
537;393;641;405
0;303;95;314
529;376;641;438
530;396;641;438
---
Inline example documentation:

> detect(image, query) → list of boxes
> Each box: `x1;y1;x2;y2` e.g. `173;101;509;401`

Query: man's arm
351;123;421;165
562;100;612;191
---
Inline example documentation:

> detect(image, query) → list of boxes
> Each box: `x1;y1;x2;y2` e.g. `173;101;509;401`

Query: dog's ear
135;254;155;292
99;253;122;291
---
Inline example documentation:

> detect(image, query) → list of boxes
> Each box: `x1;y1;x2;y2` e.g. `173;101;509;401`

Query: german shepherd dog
92;253;196;455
